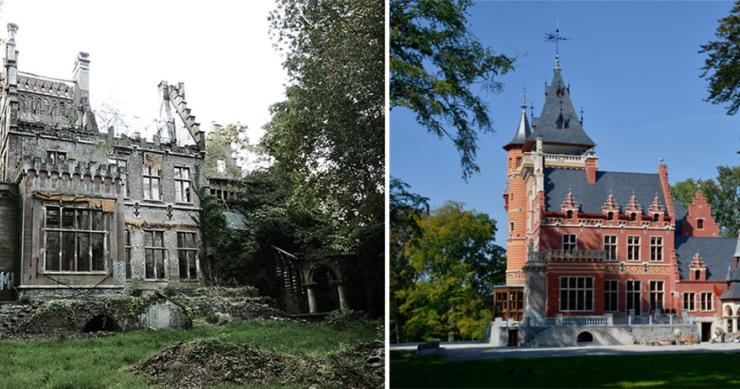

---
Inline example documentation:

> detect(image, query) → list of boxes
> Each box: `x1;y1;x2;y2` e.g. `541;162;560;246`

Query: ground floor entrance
701;322;712;342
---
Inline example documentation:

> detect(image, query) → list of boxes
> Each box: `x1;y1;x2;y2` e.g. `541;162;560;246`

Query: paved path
391;341;740;361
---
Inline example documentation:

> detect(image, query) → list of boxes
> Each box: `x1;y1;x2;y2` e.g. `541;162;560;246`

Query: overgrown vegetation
391;350;740;388
0;320;378;387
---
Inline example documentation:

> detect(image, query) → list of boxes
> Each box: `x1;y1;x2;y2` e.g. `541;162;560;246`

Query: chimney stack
585;153;597;184
73;51;90;97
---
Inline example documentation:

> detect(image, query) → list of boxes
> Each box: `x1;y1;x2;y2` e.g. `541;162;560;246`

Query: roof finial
545;24;569;70
579;106;584;125
530;103;534;122
521;86;527;110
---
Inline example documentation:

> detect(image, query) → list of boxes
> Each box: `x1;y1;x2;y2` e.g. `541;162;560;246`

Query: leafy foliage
700;1;740;115
265;0;384;255
394;200;505;341
391;0;514;179
204;123;247;179
671;165;740;236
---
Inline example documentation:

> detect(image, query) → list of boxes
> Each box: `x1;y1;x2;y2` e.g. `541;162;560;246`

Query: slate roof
528;69;595;147
224;209;248;231
506;107;532;146
675;236;737;281
543;168;668;215
673;200;688;231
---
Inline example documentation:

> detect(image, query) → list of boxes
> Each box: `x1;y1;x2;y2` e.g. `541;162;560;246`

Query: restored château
493;50;740;346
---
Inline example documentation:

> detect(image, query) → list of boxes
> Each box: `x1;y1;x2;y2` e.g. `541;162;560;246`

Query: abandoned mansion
492;52;740;345
0;23;223;301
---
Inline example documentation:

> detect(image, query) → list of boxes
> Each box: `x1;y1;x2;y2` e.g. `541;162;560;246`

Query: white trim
627;235;641;261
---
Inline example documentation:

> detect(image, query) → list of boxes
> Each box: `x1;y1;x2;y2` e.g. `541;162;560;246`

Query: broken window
108;158;129;197
177;232;198;280
44;205;107;273
143;165;161;201
174;167;192;203
144;230;166;280
46;150;66;164
125;228;132;280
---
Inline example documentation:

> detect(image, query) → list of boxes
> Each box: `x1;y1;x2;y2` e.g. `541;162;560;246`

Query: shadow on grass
390;350;740;388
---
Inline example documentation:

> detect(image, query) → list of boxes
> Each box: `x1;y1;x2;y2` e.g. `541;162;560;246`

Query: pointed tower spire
503;88;532;149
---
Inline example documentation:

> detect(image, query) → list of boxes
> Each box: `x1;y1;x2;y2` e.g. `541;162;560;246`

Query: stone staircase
0;301;42;334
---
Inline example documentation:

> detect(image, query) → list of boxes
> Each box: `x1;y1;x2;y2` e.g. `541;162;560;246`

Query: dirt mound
132;339;384;388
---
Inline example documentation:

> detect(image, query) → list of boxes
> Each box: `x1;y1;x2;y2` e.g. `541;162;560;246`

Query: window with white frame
626;280;641;315
143;165;161;200
562;234;577;252
559;277;593;311
700;292;713;311
174;167;192;203
649;281;664;311
683;292;696;311
44;205;107;273
177;232;198;280
144;230;166;280
627;236;640;261
604;280;618;312
603;235;617;261
650;236;663;261
125;228;132;280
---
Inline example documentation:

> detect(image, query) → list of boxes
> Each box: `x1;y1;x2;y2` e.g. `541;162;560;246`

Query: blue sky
391;1;739;245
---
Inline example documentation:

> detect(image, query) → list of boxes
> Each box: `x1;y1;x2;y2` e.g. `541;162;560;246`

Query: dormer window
697;219;704;230
566;210;573;219
630;212;637;221
607;212;614;221
653;213;660;221
695;269;701;280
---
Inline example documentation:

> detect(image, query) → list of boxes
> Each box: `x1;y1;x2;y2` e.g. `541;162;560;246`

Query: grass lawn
0;320;377;388
391;350;740;388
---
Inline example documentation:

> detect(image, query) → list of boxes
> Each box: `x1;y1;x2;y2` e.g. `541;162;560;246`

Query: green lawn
391;350;740;388
0;320;377;388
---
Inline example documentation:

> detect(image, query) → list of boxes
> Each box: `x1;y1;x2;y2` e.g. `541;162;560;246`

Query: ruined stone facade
0;24;208;300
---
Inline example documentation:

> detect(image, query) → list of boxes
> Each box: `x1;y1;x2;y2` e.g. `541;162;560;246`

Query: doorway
507;329;518;347
701;322;712;342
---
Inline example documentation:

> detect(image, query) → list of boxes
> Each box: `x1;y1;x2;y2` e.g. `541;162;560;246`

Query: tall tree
671;165;740;236
391;0;514;179
396;201;505;341
700;1;740;115
390;177;429;343
266;0;384;255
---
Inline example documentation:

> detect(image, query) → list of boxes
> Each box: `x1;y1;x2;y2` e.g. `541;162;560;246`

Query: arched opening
310;264;340;313
83;314;120;333
725;306;734;333
576;331;593;343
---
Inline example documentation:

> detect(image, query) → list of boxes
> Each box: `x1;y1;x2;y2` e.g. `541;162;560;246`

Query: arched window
653;213;660;221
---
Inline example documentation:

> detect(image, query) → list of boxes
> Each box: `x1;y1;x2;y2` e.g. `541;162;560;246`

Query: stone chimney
73;51;90;97
585;153;597;184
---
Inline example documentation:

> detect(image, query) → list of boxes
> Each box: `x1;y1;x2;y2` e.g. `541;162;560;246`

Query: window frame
562;233;577;253
650;236;663;262
174;166;193;204
626;280;642;315
108;157;130;197
142;165;162;201
649;280;664;312
176;231;199;281
124;227;133;280
604;279;619;312
558;276;594;312
143;229;167;280
700;292;713;311
603;235;618;261
46;150;67;164
43;203;108;275
683;292;696;312
627;235;641;261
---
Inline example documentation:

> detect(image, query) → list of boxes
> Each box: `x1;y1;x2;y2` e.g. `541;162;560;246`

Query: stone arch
576;331;593;343
83;314;121;333
302;261;350;314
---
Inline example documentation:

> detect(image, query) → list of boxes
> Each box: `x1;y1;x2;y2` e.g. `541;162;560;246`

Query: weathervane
545;25;569;69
